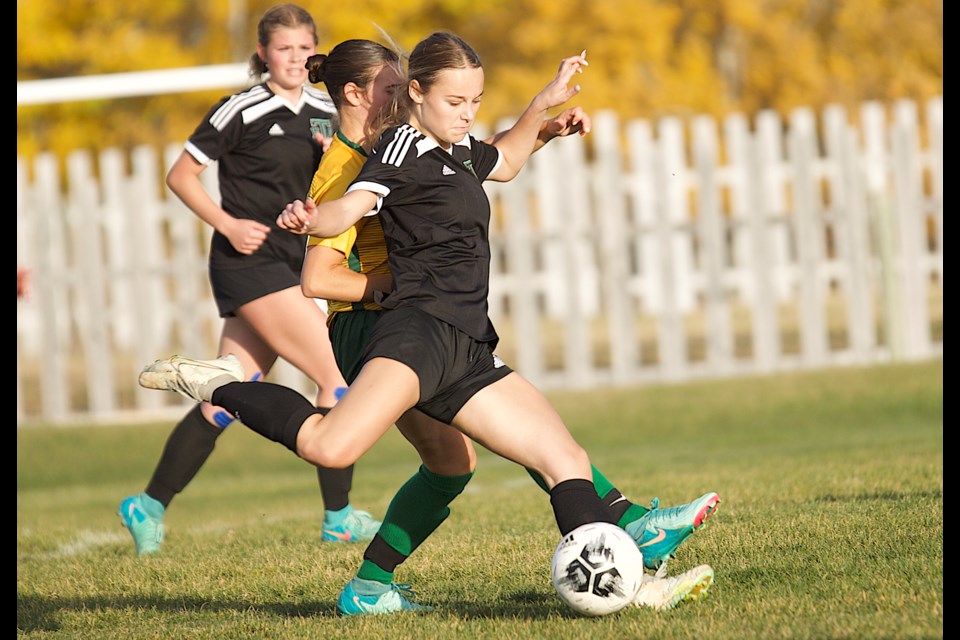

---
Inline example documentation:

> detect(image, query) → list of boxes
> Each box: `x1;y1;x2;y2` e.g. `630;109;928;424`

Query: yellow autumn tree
17;0;942;160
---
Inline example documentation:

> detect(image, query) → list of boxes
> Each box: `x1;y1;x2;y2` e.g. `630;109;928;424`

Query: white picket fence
16;97;943;426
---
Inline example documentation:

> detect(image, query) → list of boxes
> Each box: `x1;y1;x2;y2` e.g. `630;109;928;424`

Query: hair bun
306;54;327;84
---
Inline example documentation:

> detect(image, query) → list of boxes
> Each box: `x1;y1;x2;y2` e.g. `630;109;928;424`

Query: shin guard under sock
550;478;617;535
211;381;319;454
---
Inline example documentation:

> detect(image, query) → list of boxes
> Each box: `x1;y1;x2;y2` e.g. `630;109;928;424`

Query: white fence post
789;107;830;368
891;100;932;360
692;115;734;375
593;110;636;383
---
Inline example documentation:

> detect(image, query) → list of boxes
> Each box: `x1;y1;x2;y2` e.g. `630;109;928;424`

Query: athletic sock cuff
419;465;474;495
283;405;321;453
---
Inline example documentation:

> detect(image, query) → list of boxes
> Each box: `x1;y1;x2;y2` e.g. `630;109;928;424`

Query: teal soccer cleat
118;493;165;556
337;578;433;616
625;492;720;571
321;506;381;543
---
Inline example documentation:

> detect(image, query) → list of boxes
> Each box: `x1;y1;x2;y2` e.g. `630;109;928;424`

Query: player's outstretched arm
488;50;589;182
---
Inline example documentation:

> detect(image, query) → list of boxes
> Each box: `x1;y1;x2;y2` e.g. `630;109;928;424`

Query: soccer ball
551;522;645;616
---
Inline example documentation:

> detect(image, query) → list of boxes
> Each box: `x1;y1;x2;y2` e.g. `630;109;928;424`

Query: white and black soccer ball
551;522;645;616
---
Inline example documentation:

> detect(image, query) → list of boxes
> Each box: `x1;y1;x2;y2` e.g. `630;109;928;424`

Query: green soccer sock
357;465;473;584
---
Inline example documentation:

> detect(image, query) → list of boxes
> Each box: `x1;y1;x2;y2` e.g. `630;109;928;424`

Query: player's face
365;62;404;114
411;66;484;149
260;26;316;92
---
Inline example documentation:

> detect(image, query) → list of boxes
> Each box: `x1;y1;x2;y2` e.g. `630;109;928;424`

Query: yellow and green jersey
306;131;390;321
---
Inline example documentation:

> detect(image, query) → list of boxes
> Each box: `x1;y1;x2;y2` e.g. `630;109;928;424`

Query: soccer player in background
117;3;380;557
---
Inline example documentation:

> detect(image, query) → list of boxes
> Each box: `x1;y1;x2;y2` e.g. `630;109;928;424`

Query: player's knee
419;442;476;475
298;438;359;469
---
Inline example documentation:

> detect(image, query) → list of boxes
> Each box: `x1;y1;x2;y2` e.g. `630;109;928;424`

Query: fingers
557;50;588;74
568;106;592;136
550;107;592;138
235;222;269;255
542;50;588;109
556;50;588;83
314;134;334;152
277;199;312;234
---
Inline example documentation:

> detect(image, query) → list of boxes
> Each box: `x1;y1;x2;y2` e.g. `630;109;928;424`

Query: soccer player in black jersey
117;4;380;557
141;33;719;614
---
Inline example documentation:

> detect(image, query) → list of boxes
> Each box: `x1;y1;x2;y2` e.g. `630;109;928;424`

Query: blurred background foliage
17;0;943;161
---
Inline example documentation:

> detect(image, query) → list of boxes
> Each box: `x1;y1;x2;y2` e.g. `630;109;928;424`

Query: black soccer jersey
185;83;336;271
348;124;503;344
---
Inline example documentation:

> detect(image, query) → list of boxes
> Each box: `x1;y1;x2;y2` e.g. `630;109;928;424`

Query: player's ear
408;79;424;104
343;82;365;107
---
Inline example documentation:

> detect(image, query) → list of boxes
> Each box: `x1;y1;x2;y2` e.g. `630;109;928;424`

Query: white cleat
634;564;714;611
139;354;245;403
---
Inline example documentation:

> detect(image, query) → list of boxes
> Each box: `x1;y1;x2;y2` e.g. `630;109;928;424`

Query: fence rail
16;97;943;426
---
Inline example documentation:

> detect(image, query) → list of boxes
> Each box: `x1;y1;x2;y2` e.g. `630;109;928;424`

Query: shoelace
647;496;701;523
390;583;419;602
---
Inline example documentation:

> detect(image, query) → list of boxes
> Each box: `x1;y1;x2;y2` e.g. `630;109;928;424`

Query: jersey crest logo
268;123;285;136
310;118;334;139
442;164;456;176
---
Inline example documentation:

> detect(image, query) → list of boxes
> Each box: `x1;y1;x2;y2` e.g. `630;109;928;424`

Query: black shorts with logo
360;306;512;424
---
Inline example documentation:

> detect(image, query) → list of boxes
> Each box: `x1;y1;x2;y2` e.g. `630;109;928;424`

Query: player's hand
277;198;317;235
224;218;270;255
314;132;334;153
543;106;592;139
534;50;589;112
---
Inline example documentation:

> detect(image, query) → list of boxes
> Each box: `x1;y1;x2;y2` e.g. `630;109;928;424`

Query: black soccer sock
211;381;319;454
526;465;645;520
144;404;223;508
314;406;353;511
550;478;617;535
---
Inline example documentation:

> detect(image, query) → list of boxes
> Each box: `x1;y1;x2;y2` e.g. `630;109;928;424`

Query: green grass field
17;359;943;639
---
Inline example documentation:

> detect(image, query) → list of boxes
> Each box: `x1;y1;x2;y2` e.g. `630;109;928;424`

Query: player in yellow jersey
300;39;718;611
301;39;480;543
